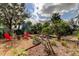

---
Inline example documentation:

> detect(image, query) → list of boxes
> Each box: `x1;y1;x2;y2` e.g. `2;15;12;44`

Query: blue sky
25;3;35;14
24;3;79;22
61;10;77;20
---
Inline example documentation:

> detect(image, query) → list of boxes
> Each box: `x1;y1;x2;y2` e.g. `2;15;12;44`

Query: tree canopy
0;3;29;31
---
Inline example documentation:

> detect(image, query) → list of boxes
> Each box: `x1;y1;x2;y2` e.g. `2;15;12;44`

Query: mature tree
51;13;71;40
41;22;54;35
42;22;50;28
26;21;32;26
42;25;53;35
0;3;29;32
31;23;43;34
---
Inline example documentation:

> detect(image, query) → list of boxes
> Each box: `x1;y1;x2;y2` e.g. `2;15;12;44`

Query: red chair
23;32;31;40
3;33;12;41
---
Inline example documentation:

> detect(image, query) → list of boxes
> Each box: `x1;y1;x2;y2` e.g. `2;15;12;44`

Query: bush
75;30;79;40
61;41;67;47
42;26;53;35
32;35;41;45
51;40;56;46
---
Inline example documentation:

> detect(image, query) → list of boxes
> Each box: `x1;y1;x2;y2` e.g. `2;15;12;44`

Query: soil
0;35;79;56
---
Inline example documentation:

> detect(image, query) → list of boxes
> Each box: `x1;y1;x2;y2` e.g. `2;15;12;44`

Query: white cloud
32;3;79;19
41;3;78;15
24;18;39;24
25;3;79;23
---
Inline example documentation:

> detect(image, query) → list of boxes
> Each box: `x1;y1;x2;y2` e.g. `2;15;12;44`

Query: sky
24;3;79;23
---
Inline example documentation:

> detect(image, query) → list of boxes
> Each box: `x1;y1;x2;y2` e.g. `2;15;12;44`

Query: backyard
0;34;79;56
0;3;79;56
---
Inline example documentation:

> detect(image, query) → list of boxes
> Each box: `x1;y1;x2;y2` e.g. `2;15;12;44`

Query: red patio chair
23;32;31;40
3;33;12;41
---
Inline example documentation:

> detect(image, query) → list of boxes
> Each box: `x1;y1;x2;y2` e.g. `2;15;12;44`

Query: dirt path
28;44;48;56
3;39;33;56
62;35;78;40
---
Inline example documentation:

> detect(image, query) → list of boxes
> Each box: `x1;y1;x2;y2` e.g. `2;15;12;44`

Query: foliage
26;21;32;26
25;21;32;32
75;30;79;40
31;23;43;34
0;3;28;31
32;35;41;45
42;22;50;28
51;13;72;39
51;40;57;46
61;41;67;47
42;26;53;35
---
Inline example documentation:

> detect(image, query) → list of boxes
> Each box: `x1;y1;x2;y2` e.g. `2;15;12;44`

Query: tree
51;13;71;40
42;22;50;28
31;23;43;34
42;26;53;35
0;3;28;32
26;21;32;26
41;22;54;35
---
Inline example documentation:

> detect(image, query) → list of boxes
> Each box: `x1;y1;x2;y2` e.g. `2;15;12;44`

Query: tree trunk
57;34;61;41
8;19;12;32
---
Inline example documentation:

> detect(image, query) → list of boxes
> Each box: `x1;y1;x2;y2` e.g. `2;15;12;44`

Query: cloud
24;18;38;24
32;3;79;21
41;3;78;15
25;3;79;23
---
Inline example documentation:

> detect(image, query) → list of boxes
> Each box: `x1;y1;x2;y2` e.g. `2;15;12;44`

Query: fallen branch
25;42;41;51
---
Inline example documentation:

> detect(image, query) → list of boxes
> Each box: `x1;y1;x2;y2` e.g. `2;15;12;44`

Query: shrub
32;35;41;45
61;41;67;47
51;40;56;46
76;30;79;40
